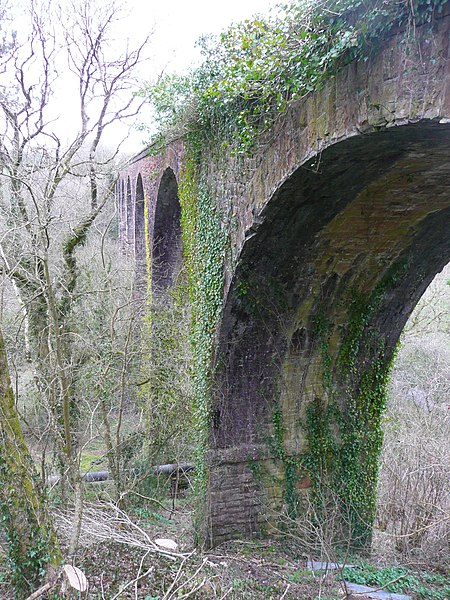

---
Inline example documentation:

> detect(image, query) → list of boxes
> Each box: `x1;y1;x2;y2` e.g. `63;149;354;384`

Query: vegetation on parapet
142;0;447;153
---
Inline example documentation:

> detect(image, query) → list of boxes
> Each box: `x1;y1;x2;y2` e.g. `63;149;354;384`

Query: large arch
152;167;182;292
115;4;450;550
208;121;450;547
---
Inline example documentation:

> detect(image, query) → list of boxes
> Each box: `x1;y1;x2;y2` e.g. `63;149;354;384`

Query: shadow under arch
152;167;182;293
145;167;193;472
135;173;145;263
208;121;450;547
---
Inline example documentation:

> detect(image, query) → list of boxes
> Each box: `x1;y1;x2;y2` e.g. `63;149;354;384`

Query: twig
177;576;207;599
135;550;151;599
100;572;106;600
279;583;291;599
169;559;208;599
128;490;172;513
55;502;190;560
110;565;154;599
161;552;193;599
25;575;59;600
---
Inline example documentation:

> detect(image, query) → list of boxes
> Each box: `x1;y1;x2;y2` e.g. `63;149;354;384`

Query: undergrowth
341;563;450;599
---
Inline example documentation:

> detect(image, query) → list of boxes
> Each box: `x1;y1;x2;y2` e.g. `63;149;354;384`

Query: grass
79;436;108;472
79;450;107;472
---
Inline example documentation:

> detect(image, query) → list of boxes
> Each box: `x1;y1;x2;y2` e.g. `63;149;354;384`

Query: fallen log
46;463;195;486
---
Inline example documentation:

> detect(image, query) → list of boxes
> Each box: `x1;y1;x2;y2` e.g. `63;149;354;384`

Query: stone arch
209;121;450;546
135;173;145;263
152;167;182;292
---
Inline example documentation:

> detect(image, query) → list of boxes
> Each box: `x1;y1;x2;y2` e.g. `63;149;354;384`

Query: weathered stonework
118;10;450;546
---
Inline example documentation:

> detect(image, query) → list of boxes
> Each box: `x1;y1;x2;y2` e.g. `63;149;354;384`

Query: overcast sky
7;0;278;155
129;0;277;75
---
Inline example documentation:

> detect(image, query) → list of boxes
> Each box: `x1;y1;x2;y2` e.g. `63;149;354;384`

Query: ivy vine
302;262;407;546
176;133;227;543
0;455;57;596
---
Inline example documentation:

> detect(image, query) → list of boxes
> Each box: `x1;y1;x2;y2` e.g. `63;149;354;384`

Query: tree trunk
0;328;61;597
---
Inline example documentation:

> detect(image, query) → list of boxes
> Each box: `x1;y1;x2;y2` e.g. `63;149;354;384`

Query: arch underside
208;121;450;546
153;168;182;292
135;174;146;282
134;174;145;264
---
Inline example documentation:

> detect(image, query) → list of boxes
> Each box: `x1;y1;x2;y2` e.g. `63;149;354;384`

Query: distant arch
119;179;126;247
126;177;132;250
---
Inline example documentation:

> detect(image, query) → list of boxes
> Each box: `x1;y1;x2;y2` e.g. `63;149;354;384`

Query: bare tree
0;0;149;556
376;265;450;566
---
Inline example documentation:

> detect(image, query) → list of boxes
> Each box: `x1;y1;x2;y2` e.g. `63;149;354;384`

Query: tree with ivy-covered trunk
0;326;61;598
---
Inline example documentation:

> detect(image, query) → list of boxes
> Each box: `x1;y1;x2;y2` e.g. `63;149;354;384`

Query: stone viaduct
117;10;450;547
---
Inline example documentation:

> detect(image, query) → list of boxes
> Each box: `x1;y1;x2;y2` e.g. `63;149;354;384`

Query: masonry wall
118;9;450;547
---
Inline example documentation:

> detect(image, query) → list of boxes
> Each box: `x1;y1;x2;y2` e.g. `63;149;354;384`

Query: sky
128;0;277;75
5;0;278;155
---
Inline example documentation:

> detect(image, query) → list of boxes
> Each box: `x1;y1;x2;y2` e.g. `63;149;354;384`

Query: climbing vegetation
0;329;61;596
143;0;446;153
177;152;227;540
139;147;226;539
302;273;406;546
